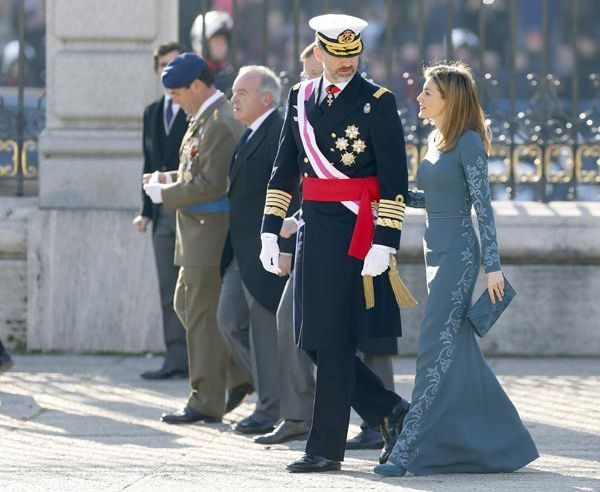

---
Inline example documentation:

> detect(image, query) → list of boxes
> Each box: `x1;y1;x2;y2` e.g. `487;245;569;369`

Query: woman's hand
486;271;504;304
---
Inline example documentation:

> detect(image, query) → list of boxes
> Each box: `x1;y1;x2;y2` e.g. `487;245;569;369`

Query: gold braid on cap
316;31;363;57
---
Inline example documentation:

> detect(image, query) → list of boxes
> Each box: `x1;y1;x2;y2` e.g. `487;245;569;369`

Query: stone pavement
0;356;598;491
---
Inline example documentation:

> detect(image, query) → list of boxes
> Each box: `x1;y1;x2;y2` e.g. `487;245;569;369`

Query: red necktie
326;84;341;96
324;84;341;108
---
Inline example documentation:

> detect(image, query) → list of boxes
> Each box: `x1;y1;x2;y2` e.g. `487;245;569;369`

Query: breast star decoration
332;124;366;167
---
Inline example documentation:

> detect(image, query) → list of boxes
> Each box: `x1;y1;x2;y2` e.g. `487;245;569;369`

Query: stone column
29;0;179;351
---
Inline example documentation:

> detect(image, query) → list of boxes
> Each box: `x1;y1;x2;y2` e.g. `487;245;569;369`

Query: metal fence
1;0;598;201
181;0;600;202
0;0;44;197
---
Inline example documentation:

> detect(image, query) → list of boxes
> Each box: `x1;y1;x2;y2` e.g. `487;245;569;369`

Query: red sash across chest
302;176;379;261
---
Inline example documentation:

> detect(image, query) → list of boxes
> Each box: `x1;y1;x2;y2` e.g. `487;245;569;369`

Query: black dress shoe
378;399;410;464
233;415;275;435
160;406;221;424
346;425;384;450
141;367;187;380
225;382;254;413
286;454;341;473
254;419;311;445
0;349;14;375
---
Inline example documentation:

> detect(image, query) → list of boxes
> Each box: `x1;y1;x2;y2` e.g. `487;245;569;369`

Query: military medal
352;139;366;154
325;84;340;108
335;137;349;151
345;124;359;140
330;123;364;167
341;152;356;166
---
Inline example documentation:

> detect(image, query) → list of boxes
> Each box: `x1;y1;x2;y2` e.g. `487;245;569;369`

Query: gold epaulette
376;195;406;230
373;87;390;99
264;189;292;219
291;82;301;91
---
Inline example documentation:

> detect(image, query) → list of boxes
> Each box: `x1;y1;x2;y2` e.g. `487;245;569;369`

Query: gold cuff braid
376;198;405;230
264;189;292;218
264;206;287;219
376;217;402;230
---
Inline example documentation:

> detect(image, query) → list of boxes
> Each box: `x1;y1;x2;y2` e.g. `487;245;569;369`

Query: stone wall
1;198;598;356
0;198;32;350
396;201;600;356
19;0;178;353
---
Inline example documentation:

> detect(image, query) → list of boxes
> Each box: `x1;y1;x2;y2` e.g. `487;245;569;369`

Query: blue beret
161;52;207;89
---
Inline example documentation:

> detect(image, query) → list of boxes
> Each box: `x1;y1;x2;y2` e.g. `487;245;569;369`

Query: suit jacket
141;96;188;226
162;94;243;267
221;110;296;314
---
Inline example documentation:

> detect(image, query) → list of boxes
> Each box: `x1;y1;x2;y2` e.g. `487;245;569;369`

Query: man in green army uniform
143;52;249;423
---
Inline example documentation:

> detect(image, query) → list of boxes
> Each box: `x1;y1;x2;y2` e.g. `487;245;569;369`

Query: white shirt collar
247;108;276;138
319;74;350;103
163;93;180;113
192;90;224;122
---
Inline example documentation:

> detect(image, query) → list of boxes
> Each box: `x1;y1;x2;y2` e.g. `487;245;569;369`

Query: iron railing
0;0;44;197
1;0;598;200
182;0;600;201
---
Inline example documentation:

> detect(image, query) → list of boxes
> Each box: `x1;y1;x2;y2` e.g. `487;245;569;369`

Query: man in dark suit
134;42;189;380
260;14;413;472
217;66;295;435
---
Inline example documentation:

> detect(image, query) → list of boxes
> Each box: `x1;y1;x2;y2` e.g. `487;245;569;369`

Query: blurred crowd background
1;0;599;200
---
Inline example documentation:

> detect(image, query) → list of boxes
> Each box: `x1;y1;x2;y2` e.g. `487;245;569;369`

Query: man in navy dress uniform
259;14;412;472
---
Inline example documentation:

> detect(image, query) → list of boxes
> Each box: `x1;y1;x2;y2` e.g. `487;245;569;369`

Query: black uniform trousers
304;346;402;461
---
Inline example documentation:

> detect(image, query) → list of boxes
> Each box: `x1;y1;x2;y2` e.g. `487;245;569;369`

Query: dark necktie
236;128;253;157
321;84;341;109
165;98;174;135
231;128;253;174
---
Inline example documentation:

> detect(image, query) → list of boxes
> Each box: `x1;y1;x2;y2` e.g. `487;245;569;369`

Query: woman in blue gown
374;62;538;477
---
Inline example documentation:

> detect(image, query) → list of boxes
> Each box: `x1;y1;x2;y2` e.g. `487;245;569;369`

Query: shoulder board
373;87;390;99
291;82;301;91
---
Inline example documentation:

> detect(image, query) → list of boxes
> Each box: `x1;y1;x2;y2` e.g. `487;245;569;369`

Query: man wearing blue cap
259;14;413;472
144;52;249;424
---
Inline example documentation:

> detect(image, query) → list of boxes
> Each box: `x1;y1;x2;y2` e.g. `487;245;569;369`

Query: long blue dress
389;130;539;475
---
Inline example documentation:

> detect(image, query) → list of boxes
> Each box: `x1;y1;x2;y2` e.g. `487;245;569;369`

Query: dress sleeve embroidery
461;138;501;273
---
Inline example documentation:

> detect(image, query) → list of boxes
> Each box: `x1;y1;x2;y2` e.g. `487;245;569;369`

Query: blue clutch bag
466;276;516;337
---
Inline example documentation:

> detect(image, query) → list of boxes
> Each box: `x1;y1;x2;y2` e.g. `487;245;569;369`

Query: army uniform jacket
162;95;243;267
261;73;409;350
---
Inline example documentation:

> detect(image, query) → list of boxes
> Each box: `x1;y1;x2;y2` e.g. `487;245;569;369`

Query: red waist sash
302;177;379;260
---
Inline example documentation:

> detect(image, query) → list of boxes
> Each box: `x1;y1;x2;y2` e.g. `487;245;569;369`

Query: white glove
148;171;160;184
143;183;163;204
260;233;281;275
149;171;173;184
361;244;396;277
